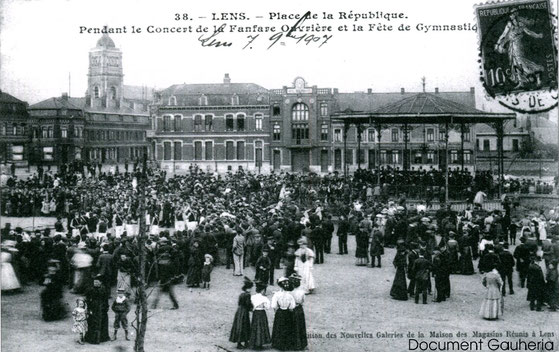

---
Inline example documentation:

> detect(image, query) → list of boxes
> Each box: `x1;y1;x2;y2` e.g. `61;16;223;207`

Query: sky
0;0;557;122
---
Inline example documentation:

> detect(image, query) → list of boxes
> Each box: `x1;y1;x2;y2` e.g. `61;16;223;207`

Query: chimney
224;73;231;84
367;88;372;94
61;92;68;101
400;88;405;94
435;87;439;94
333;88;339;94
470;87;475;94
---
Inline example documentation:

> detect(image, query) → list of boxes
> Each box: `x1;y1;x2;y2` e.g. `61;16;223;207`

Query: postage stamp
475;0;558;113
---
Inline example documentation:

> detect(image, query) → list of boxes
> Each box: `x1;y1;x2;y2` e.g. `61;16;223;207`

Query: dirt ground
2;232;559;352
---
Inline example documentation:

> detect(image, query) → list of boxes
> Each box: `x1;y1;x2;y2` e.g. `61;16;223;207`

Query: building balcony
287;139;313;148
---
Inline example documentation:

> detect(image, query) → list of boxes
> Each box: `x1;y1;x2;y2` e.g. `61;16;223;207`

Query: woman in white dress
1;241;21;292
294;237;315;294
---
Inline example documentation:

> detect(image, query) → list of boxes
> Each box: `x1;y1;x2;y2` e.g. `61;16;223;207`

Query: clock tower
87;33;123;108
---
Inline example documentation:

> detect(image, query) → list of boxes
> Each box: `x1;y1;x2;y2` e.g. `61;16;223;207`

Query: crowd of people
1;162;558;349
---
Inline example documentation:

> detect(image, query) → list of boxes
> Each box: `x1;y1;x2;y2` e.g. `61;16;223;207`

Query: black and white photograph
0;0;558;351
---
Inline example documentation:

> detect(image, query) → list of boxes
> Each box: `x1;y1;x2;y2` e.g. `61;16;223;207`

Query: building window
237;141;245;160
237;114;245;131
194;141;202;160
12;124;18;135
463;127;471;142
439;129;446;141
345;149;354;165
1;124;5;135
110;87;117;100
450;150;458;164
427;151;435;163
174;115;182;131
392;151;400;164
11;145;23;161
291;103;309;121
273;104;281;116
426;128;434;142
273;123;281;141
226;114;234;131
205;115;213;131
512;139;519;152
231;95;239;106
414;151;422;164
194;115;203;132
226;141;235;160
75;147;81;160
321;124;328;141
163;142;172;160
255;114;263;131
483;139;490;151
169;96;177;106
292;124;309;143
163;116;172;131
48;127;54;138
464;151;471;163
43;146;54;161
94;86;100;98
174;142;182;160
334;128;342;142
391;128;399;142
205;141;213;160
255;141;263;167
199;95;208;106
368;128;375;143
380;150;387;164
320;102;328;117
61;128;68;138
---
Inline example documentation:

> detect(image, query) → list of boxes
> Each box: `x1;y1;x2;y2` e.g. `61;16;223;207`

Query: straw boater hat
204;254;214;262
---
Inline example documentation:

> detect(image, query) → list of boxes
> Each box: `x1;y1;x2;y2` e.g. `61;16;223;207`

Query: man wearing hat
527;255;546;311
232;231;245;276
255;247;272;294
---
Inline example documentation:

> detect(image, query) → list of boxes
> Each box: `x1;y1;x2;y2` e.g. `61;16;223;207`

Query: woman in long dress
480;266;504;320
249;281;271;349
85;276;110;344
229;278;253;349
41;262;67;321
390;243;408;301
289;273;308;351
355;227;370;266
294;237;315;294
1;242;21;292
271;277;296;351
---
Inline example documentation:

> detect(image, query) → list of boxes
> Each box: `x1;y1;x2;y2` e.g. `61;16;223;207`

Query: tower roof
96;33;115;48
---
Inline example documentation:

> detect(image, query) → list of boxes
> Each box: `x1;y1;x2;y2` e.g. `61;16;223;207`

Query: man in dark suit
96;244;113;297
514;236;531;288
526;256;546;311
337;215;349;255
322;214;335;254
497;243;515;296
413;250;432;304
407;243;419;297
310;222;324;264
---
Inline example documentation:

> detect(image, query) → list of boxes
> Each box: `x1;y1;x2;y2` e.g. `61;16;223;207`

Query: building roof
158;83;270;106
96;34;115;48
29;96;84;110
0;91;26;105
335;90;476;113
373;92;483;115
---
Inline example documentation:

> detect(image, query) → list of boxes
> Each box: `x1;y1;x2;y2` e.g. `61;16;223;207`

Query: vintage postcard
0;0;558;351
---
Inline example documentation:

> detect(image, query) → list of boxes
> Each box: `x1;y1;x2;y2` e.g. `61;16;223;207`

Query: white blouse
290;288;305;305
271;291;296;311
251;293;270;310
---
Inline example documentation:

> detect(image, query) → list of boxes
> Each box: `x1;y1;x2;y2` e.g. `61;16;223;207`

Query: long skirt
272;309;296;351
460;251;475;275
186;266;202;287
297;263;315;293
229;306;251;343
249;310;271;348
390;267;408;300
292;305;308;350
480;297;503;320
1;262;21;291
40;286;67;321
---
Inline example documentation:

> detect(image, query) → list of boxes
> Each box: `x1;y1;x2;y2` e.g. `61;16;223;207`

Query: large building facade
269;78;477;174
0;92;32;166
82;34;151;163
150;74;271;173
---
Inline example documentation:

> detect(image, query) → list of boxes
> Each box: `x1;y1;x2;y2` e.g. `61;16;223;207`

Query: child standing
202;254;213;289
72;298;88;344
111;288;131;341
